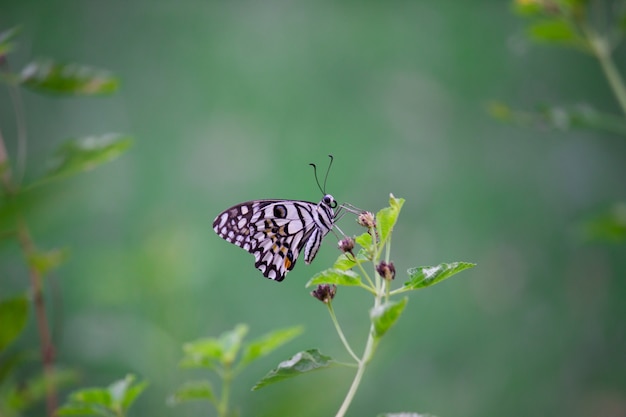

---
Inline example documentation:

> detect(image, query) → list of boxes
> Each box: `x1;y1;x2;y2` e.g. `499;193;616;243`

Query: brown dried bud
338;237;355;253
310;284;337;304
357;211;376;229
376;261;396;281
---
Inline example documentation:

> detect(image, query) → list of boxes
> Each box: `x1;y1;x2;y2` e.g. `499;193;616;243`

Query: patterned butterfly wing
213;199;335;281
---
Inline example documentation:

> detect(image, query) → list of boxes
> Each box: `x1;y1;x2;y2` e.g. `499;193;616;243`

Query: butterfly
212;156;356;282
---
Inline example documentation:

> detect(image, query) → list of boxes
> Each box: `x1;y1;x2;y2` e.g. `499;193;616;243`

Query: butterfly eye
323;194;337;208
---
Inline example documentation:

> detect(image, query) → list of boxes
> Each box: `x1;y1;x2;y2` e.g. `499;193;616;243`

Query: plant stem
586;27;626;116
217;367;232;417
328;303;360;363
0;129;58;416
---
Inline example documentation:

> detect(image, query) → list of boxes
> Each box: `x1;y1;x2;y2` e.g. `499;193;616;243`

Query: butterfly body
213;194;337;281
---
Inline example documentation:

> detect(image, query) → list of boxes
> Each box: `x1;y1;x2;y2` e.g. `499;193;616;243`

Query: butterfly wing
213;200;320;281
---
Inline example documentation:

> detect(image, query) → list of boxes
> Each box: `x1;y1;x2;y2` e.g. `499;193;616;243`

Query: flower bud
310;284;337;304
338;237;355;253
376;261;396;281
357;211;376;229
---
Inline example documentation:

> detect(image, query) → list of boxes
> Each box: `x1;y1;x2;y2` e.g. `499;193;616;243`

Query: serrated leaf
0;294;29;352
376;194;405;245
240;326;303;367
168;380;215;405
370;298;408;338
252;349;337;391
306;268;361;287
405;262;476;290
333;251;368;271
27;247;69;275
40;134;132;184
20;60;118;95
119;379;148;410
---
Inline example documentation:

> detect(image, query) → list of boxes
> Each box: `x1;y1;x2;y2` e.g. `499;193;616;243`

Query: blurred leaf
58;374;146;417
581;202;626;243
239;326;303;368
168;381;215;405
405;262;476;290
19;60;118;95
0;294;29;352
217;324;248;364
0;26;20;57
376;194;405;246
252;349;337;391
527;19;589;50
181;324;248;368
306;268;361;287
36;134;132;185
370;298;408;338
487;101;626;136
109;374;148;411
27;247;69;276
0;351;26;385
7;368;78;411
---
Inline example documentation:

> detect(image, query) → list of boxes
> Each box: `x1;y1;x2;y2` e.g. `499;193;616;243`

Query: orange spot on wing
284;257;292;269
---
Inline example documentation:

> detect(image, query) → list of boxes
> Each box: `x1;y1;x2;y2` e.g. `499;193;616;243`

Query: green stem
586;27;626;116
328;303;360;363
217;367;232;417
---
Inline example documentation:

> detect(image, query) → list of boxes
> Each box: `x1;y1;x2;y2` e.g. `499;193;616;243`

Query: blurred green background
2;1;626;416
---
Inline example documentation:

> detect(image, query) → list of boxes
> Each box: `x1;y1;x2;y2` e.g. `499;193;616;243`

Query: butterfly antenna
309;163;324;194
323;154;334;194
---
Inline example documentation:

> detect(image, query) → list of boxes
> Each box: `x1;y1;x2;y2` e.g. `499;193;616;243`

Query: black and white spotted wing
212;195;338;281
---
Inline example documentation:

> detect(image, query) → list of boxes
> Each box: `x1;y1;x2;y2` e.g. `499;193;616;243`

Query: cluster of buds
376;261;396;281
311;284;337;304
338;237;355;254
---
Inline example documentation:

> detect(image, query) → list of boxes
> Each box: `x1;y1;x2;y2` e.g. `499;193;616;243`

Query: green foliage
261;195;474;417
404;262;476;291
0;294;28;352
370;298;409;338
580;202;626;242
3;368;78;414
172;324;302;417
36;134;133;187
57;374;148;417
19;60;119;95
252;349;338;391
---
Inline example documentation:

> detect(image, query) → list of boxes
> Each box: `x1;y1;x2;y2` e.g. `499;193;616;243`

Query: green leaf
0;294;29;352
108;374;148;411
527;19;588;50
240;326;303;367
217;324;248;364
376;194;405;246
332;251;368;271
20;60;118;95
581;202;626;243
181;324;248;368
370;298;408;338
68;388;112;408
39;134;132;185
0;26;20;56
404;262;476;290
354;231;373;248
252;349;337;391
27;247;69;276
8;368;78;411
306;268;361;287
168;380;215;405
